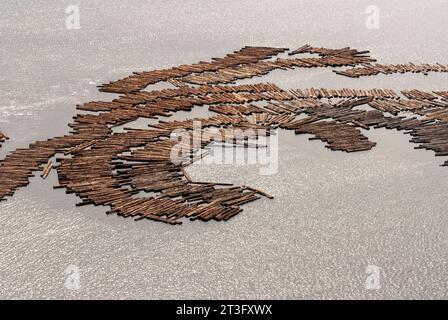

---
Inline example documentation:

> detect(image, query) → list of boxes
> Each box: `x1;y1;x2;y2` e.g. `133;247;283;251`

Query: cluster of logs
294;120;377;152
209;104;266;115
288;44;371;57
179;51;375;86
0;130;8;148
0;124;111;200
300;102;432;132
77;85;292;125
98;46;288;93
289;88;399;100
77;83;285;113
368;99;447;115
434;91;448;100
55;126;271;224
416;107;448;122
411;122;448;165
401;89;439;100
1;44;448;224
334;63;448;78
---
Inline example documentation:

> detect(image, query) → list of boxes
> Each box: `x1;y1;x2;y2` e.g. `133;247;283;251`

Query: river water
0;0;447;299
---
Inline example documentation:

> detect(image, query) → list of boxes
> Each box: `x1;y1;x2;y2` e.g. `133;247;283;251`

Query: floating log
41;159;53;179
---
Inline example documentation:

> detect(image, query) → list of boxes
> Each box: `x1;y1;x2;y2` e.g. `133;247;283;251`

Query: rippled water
0;0;447;299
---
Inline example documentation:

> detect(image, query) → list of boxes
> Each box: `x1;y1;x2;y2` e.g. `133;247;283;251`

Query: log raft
1;44;448;224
